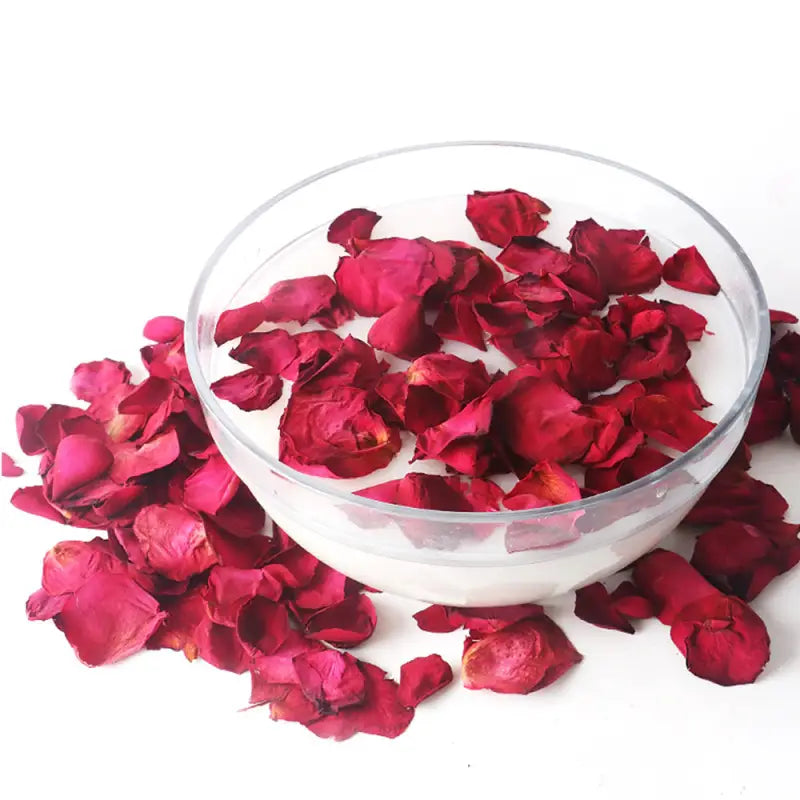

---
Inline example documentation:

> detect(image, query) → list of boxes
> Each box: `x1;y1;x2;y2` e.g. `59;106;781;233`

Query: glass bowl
186;142;769;606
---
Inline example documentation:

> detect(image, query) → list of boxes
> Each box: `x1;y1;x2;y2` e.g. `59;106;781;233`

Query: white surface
1;3;799;799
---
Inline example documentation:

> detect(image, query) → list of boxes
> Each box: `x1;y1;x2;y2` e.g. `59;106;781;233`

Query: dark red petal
334;238;441;316
412;604;459;633
109;428;181;483
788;382;800;444
202;566;279;626
327;208;381;255
433;294;487;350
670;595;769;685
292;563;350;610
592;382;646;417
466;190;551;248
744;368;790;444
229;329;299;374
132;504;218;581
55;572;165;666
236;596;291;656
503;461;581;510
497;236;573;276
574;582;635;633
631;394;715;451
769;331;800;381
70;360;131;403
770;308;799;324
214;303;267;346
50;435;114;501
2;452;23;477
211;369;283;411
397;654;453;708
618;327;691;380
569;218;662;294
660;301;709;341
663;246;721;295
293;649;367;711
632;549;720;624
303;594;377;647
295;335;387;393
261;275;339;324
462;617;582;694
143;315;184;343
368;298;442;360
684;465;789;525
306;662;414;741
281;331;343;382
643;367;711;410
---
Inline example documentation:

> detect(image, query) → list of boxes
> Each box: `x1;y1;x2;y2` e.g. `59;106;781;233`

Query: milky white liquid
207;196;748;604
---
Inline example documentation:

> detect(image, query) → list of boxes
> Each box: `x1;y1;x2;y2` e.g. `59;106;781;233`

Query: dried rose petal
295;336;387;393
306;662;414;741
236;596;291;656
433;294;486;351
11;485;65;523
27;588;69;621
671;595;769;685
413;603;543;634
147;589;207;661
660;301;709;341
618;326;691;380
397;654;453;708
462;617;582;694
279;387;400;479
2;452;23;477
684;465;789;525
109;428;181;483
606;295;666;341
183;454;240;516
54;572;166;666
592;382;646;417
211;369;282;411
466;190;551;247
496;378;596;464
788;382;800;444
334;238;442;316
584;446;673;492
504;462;581;510
303;594;377;647
327;208;381;255
663;246;720;295
70;359;131;403
770;308;799;324
49;434;114;501
41;538;123;596
744;368;790;444
359;473;503;513
143;315;184;343
214;303;267;346
368;298;441;360
497;236;573;276
569;219;662;294
132;504;218;581
261;275;340;325
229;329;299;374
631;394;715;451
574;581;654;634
580;406;644;468
291;563;350;611
769;331;800;382
194;618;251;673
691;521;800;601
281;331;343;382
16;405;48;455
643;366;710;410
202;565;281;626
293;649;367;711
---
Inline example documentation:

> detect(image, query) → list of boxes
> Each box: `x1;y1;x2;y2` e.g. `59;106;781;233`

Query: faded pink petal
109;428;181;483
2;452;23;477
70;360;131;403
143;315;184;343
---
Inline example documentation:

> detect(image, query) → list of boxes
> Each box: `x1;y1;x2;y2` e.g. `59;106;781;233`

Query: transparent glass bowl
186;142;769;606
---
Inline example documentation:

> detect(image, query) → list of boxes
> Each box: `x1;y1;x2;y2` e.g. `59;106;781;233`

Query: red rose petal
2;452;23;477
211;369;283;411
744;368;790;444
132;504;218;581
788;382;800;444
569;218;662;294
584;446;673;493
303;594;377;647
660;301;709;341
461;617;582;694
592;382;646;417
293;649;367;711
684;465;789;525
279;386;400;479
670;595;769;685
147;589;207;661
631;394;715;451
236;595;291;656
663;246;721;295
27;588;69;621
292;563;350;611
143;315;184;343
11;485;65;523
50;434;114;501
16;404;48;455
281;331;343;382
295;335;387;393
214;302;267;346
327;208;381;255
261;275;340;325
503;461;581;510
413;603;543;634
70;359;131;403
183;454;240;516
229;329;299;374
109;428;181;483
574;581;654;634
769;331;800;382
41;538;124;596
368;298;442;360
306;662;414;741
194;618;251;673
334;238;442;316
497;236;573;276
632;549;721;624
770;308;799;324
643;366;711;410
397;654;453;708
618;326;691;380
466;190;551;248
202;565;281;626
54;572;166;666
433;294;486;351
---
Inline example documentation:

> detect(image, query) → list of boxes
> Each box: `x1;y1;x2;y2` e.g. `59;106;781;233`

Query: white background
1;2;799;798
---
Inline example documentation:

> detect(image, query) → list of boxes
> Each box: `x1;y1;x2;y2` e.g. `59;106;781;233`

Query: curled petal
466;190;550;247
631;394;715;451
261;275;339;325
50;435;114;501
70;360;131;403
2;452;23;477
303;594;377;647
368;298;441;360
143;316;184;343
211;369;283;411
503;462;581;510
397;654;453;708
229;329;299;374
16;404;48;455
663;246;720;295
214;303;267;346
327;208;381;255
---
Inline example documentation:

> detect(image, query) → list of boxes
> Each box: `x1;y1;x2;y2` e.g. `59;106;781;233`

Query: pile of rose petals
5;190;800;741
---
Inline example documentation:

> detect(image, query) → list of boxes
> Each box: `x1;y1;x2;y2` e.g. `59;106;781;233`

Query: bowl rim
185;140;771;528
